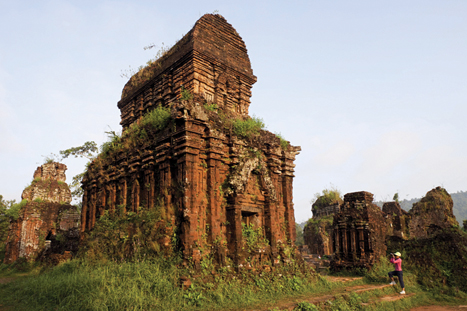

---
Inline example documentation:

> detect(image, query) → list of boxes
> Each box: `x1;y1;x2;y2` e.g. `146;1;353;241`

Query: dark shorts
388;270;404;288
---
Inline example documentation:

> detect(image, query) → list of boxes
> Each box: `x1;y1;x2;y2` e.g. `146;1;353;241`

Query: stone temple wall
303;199;341;256
81;14;300;267
382;201;409;240
118;14;256;130
331;191;387;270
4;163;80;264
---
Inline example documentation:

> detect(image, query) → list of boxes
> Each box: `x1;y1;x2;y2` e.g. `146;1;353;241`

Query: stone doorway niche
45;230;53;250
241;211;257;227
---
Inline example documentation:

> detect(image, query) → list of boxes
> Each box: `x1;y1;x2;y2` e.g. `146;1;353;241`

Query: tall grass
0;258;345;311
0;258;183;310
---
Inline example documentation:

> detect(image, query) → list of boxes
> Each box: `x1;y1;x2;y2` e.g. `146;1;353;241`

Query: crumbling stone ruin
331;191;387;270
408;186;458;239
303;196;342;256
382;201;409;241
80;14;300;267
316;187;460;271
4;162;80;264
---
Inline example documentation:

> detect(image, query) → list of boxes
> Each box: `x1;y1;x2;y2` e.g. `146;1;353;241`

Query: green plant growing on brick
101;130;122;156
79;206;168;262
232;116;265;139
42;153;60;164
275;132;289;150
241;223;269;253
312;186;343;209
140;106;171;131
180;86;193;100
203;102;218;112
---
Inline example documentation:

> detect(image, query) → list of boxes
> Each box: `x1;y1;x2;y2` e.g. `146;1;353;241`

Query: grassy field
1;255;467;311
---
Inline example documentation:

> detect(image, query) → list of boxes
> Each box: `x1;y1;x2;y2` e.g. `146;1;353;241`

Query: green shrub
241;223;269;253
140;106;171;131
180;86;193;100
232;116;265;139
100;130;122;156
295;301;319;310
204;102;218;112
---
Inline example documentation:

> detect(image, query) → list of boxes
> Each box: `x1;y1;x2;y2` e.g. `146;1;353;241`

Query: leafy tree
393;192;399;203
60;141;98;200
60;141;98;161
0;195;10;244
0;195;16;259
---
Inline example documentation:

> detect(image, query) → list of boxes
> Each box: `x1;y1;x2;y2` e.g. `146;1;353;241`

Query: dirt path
0;278;15;285
410;306;467;311
247;278;396;311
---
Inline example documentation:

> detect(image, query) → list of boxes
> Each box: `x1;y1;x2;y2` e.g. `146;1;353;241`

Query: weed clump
312;187;343;209
275;132;290;150
97;105;171;160
232;116;265;139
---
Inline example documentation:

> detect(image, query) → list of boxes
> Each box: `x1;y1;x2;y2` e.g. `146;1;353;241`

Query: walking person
388;252;405;294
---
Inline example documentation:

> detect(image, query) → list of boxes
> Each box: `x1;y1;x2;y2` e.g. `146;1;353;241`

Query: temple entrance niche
241;210;259;227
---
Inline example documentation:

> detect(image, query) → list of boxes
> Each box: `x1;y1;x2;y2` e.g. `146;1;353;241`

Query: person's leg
388;271;396;284
397;271;405;290
396;271;405;294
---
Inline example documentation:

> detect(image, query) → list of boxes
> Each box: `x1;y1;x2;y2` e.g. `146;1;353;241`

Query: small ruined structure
81;14;300;267
331;191;387;270
408;187;458;239
4;162;80;264
303;196;342;256
382;201;409;241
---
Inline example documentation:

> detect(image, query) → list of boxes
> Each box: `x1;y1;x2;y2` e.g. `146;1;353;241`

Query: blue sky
1;1;466;222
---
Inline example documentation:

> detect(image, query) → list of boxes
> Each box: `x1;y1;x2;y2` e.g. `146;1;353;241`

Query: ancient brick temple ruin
301;187;460;271
382;201;409;241
4;162;80;264
303;195;342;256
80;14;300;266
408;187;458;239
331;191;387;270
